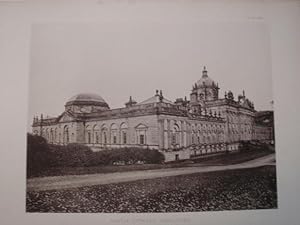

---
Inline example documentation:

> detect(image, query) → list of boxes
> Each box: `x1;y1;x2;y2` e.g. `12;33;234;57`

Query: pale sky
28;16;273;129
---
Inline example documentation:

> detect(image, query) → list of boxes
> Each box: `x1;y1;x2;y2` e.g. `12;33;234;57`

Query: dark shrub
27;133;51;177
27;132;165;177
27;134;94;176
48;143;93;167
87;147;165;166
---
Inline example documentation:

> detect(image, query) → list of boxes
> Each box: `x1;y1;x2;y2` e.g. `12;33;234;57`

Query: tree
27;133;51;177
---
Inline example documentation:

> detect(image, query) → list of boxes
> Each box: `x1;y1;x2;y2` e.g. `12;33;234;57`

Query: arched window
135;123;148;145
101;125;108;145
85;125;92;144
93;124;100;144
110;123;118;144
120;123;129;145
171;123;180;147
63;126;69;144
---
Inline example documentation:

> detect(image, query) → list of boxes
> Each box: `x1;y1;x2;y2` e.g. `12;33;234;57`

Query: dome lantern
202;66;208;78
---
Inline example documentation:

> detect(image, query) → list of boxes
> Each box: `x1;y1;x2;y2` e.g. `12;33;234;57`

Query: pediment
135;123;148;129
58;112;74;123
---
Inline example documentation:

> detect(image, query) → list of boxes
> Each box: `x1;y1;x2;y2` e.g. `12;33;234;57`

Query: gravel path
27;153;275;192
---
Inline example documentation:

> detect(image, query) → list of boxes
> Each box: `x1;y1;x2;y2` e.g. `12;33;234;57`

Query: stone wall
163;149;191;162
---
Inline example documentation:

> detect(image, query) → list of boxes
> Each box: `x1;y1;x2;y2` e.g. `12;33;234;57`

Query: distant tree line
27;133;165;177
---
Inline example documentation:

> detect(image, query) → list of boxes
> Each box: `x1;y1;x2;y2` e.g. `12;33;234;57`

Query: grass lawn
192;149;273;165
26;165;277;213
28;149;274;178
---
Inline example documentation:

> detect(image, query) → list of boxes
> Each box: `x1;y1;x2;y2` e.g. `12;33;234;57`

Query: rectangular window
95;133;99;144
140;134;145;145
172;134;176;144
88;132;91;144
113;135;117;144
104;133;107;144
123;132;127;144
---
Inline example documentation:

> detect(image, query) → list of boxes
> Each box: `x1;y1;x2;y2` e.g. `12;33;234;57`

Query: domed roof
197;76;215;87
65;93;109;107
196;66;216;87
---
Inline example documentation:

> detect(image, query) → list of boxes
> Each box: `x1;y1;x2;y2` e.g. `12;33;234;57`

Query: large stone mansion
32;67;274;161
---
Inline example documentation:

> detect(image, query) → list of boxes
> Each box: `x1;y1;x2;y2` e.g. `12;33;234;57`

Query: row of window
167;120;225;132
41;129;71;144
41;129;146;146
191;134;224;144
85;130;146;145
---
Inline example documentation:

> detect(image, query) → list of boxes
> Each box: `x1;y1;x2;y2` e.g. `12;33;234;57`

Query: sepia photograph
26;6;277;213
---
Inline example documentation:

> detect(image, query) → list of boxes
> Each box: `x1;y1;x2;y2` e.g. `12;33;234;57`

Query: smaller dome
65;93;109;108
196;66;216;87
197;76;215;87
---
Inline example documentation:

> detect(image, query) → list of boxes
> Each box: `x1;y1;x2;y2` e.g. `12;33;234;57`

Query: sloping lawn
192;149;273;165
27;165;277;213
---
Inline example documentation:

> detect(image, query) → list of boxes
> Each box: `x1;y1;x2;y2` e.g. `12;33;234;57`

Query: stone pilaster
158;118;165;150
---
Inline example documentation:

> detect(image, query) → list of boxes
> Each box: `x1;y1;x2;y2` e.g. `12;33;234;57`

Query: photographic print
26;3;277;213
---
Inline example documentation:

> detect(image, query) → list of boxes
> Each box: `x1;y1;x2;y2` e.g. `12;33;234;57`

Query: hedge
239;140;274;152
27;133;165;177
88;147;165;166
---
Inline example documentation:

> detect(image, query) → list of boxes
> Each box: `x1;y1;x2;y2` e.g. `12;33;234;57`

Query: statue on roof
227;91;234;100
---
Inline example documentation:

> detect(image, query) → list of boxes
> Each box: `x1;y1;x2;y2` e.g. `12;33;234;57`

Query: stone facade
32;67;274;162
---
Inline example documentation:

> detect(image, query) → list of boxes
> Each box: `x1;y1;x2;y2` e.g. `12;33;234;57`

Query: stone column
182;121;187;147
180;121;184;147
158;118;164;150
186;123;190;146
107;127;111;147
167;119;171;149
164;130;168;149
